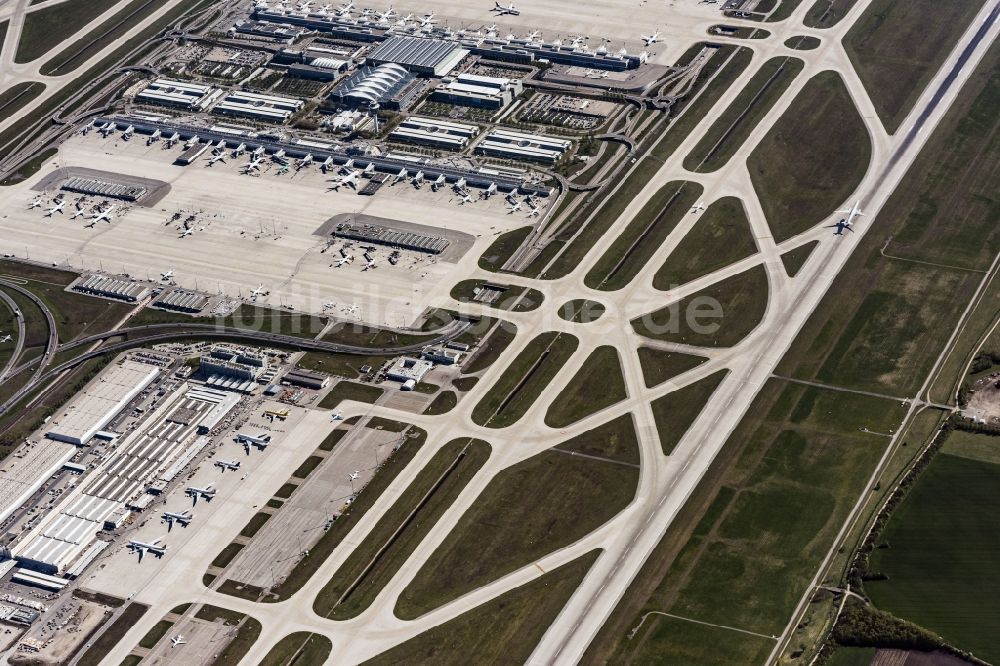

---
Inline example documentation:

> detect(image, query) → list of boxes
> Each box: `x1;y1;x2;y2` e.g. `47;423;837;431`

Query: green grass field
40;0;164;76
557;299;606;323
748;71;871;243
366;551;599;665
449;279;544;311
422;390;457;415
15;0;121;63
294;351;388;380
780;241;818;277
804;0;859;27
533;46;751;282
0;81;45;123
471;331;579;428
652;196;757;290
259;632;332;666
0;259;131;344
601;380;905;663
683;57;804;173
633;266;769;348
544;346;626;427
314;438;490;619
651;370;728;455
637;348;708;388
478;226;532;272
317;381;383;409
648;46;754;163
462;321;517;375
775;41;1000;398
211;614;262;666
396;416;638;618
130;303;327;339
584;181;703;291
844;0;984;133
866;434;1000;661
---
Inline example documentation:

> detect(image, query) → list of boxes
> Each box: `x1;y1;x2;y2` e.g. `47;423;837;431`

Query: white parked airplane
44;200;65;216
297;153;313;169
171;635;187;648
333;255;353;267
690;201;706;213
162;510;193;528
160;268;175;281
128;538;166;561
243;157;263;173
249;284;268;300
493;1;520;15
527;204;541;218
207;153;226;166
185;484;216;503
0;334;12;344
215;459;241;471
336;0;354;15
27;197;42;209
508;200;522;213
457;193;473;205
91;209;113;223
419;12;438;27
236;432;271;451
178;228;193;238
526;30;541;41
328;171;359;191
362;258;377;270
376;6;396;21
641;30;661;46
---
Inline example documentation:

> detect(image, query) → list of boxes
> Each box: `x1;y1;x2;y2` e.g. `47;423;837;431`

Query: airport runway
22;0;1000;663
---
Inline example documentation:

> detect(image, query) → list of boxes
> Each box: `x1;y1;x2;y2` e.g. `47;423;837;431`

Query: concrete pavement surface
0;0;997;663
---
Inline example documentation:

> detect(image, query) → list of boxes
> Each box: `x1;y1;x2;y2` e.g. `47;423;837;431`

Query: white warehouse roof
45;360;159;446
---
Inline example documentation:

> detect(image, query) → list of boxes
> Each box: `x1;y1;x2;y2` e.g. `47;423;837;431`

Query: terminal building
135;78;220;110
72;275;151;303
282;368;331;390
328;63;420;110
212;90;304;123
365;36;468;76
45;360;160;446
476;128;572;164
431;73;522;110
153;288;210;314
389;116;478;149
12;385;239;574
200;346;267;392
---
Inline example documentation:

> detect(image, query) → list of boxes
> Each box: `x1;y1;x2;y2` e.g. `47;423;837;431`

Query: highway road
0;277;59;381
1;0;992;663
0;288;26;383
